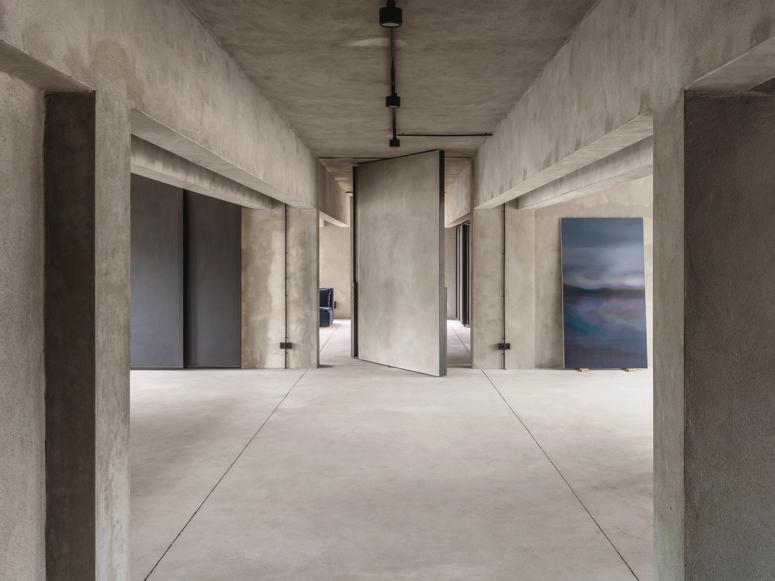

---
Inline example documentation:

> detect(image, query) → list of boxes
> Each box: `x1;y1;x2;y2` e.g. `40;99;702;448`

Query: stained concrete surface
130;368;305;580
131;321;651;580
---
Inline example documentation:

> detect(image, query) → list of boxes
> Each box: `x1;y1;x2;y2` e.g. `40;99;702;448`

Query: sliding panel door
184;191;241;368
130;175;184;368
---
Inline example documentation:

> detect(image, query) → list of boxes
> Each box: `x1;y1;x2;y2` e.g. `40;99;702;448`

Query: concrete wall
319;223;352;319
0;72;45;581
470;3;775;575
444;228;457;319
357;152;445;376
531;176;653;368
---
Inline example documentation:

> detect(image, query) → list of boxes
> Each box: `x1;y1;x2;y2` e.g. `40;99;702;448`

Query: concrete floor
130;320;652;580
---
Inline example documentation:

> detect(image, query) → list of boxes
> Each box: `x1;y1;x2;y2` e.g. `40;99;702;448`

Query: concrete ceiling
183;0;597;191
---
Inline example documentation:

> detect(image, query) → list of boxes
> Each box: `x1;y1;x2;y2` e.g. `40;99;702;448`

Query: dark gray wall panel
130;174;184;368
356;151;446;376
184;191;241;368
683;92;775;580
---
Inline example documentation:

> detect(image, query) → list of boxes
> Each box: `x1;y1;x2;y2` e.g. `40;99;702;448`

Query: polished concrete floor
130;320;653;580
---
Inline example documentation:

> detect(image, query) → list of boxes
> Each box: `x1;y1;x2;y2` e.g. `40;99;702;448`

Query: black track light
379;0;402;28
385;92;401;109
389;136;401;148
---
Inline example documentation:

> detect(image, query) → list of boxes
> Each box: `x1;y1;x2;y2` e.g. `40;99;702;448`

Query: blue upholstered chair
320;287;334;327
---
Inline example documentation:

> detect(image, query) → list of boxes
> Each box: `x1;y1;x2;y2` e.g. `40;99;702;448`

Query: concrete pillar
471;206;504;369
656;91;775;579
241;204;318;370
504;202;536;368
286;207;319;368
45;90;131;580
241;204;286;368
0;73;45;581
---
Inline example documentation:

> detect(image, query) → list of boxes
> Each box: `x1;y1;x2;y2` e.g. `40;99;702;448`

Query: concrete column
286;207;319;368
654;96;686;581
45;90;131;580
0;73;45;581
504;202;535;368
471;206;504;369
656;91;775;579
241;204;287;368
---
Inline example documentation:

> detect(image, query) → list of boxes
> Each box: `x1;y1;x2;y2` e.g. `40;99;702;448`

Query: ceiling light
385;92;401;109
379;0;402;28
389;136;401;148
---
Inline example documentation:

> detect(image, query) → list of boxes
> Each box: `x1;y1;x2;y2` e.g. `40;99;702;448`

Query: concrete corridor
130;321;652;580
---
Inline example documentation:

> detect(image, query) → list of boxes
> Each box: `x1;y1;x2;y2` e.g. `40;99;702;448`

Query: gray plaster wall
530;176;653;368
445;228;457;320
356;151;445;376
319;223;352;319
0;72;45;581
0;0;317;208
241;205;286;369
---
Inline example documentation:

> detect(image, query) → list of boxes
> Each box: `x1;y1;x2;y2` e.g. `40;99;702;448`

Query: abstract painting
561;218;648;369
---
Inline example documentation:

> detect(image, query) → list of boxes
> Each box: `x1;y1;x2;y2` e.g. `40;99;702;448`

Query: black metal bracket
497;342;511;351
280;342;294;350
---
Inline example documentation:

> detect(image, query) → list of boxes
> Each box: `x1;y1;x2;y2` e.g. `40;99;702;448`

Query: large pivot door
353;150;446;376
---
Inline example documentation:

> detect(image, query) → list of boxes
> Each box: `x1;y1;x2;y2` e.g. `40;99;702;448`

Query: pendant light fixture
380;0;402;147
379;0;402;28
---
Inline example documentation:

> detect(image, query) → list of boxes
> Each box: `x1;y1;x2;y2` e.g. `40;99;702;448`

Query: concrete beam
318;162;349;226
517;138;653;210
477;113;653;209
445;159;473;227
0;0;317;207
131;137;273;210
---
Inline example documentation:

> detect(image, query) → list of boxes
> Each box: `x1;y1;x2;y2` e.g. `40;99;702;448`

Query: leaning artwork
561;218;648;369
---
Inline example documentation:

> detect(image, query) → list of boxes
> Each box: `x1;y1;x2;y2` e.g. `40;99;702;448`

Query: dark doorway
457;221;471;327
130;177;241;369
184;191;241;368
130;175;184;368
